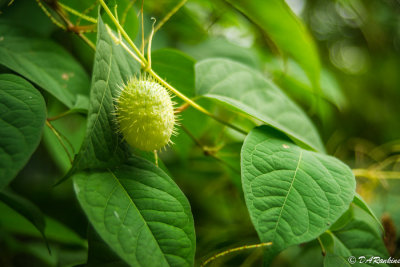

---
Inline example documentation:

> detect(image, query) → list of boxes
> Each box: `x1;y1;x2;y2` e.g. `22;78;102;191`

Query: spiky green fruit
116;76;175;151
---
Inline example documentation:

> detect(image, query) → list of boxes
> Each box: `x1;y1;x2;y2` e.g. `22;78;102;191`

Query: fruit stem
101;0;247;135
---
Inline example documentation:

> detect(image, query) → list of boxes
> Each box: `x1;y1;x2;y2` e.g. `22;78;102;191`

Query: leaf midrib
108;170;170;266
273;150;303;235
76;40;114;167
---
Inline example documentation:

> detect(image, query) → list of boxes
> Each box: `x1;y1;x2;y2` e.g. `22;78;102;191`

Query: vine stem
353;169;400;180
148;69;247;134
317;237;326;256
100;0;247;135
142;0;187;47
58;2;98;23
45;121;73;163
99;0;147;64
200;242;272;267
35;0;96;50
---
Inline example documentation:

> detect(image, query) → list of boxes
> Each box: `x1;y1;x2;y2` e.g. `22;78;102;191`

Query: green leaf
0;74;46;189
329;206;354;232
321;219;389;267
0;20;90;109
241;126;355;262
70;15;140;174
0;190;47;248
353;193;383;231
182;38;260;68
196;58;324;152
226;0;321;88
73;155;196;267
270;59;347;110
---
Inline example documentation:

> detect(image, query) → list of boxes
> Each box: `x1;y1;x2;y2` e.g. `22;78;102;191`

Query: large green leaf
196;58;324;152
0;74;46;189
352;194;383;231
226;0;320;88
0;20;90;109
241;126;355;263
321;220;389;267
73;156;196;267
70;15;140;174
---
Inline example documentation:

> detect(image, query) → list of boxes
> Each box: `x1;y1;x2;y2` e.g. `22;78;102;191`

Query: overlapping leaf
241;126;355;263
0;20;90;109
321;220;389;267
196;58;324;152
0;74;46;189
73;156;195;267
226;0;321;88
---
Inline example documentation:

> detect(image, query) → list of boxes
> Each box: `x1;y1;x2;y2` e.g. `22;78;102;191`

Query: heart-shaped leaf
321;219;389;267
0;74;46;189
226;0;321;89
241;126;355;262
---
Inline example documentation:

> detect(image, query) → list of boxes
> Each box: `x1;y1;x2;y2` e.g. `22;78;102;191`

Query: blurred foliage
0;0;399;266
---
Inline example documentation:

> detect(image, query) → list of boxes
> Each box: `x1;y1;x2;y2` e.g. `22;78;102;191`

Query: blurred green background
0;0;399;266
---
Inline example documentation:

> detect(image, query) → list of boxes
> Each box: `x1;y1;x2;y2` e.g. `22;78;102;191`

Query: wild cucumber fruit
116;76;176;151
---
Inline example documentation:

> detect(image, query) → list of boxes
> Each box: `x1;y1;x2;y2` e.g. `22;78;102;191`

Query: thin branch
353;169;400;180
143;0;187;47
317;237;326;256
58;2;98;23
36;0;96;50
99;0;147;64
45;121;73;163
121;0;137;26
141;0;145;55
174;102;190;114
35;0;66;30
77;0;98;26
147;18;156;69
78;32;96;50
201;242;272;267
